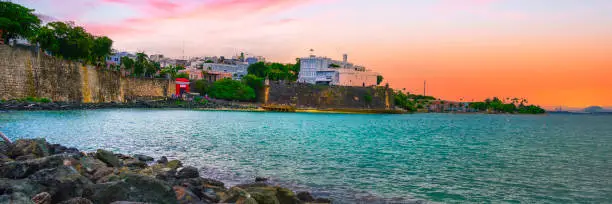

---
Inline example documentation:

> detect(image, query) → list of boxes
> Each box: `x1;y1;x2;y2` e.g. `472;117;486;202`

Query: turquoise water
1;110;611;203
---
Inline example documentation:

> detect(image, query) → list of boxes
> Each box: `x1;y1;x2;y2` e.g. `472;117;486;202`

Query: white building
298;54;379;87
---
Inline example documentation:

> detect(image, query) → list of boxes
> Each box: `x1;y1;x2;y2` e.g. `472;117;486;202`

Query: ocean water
1;109;611;203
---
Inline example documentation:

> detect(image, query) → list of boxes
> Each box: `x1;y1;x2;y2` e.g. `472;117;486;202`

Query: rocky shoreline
0;99;257;111
0;137;331;204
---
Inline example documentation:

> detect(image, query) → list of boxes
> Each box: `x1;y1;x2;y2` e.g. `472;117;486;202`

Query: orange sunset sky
17;0;612;108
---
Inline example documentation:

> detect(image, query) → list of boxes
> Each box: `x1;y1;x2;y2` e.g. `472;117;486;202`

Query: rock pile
0;138;331;204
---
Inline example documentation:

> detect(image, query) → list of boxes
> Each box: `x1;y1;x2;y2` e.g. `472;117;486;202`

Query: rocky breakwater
0;138;331;204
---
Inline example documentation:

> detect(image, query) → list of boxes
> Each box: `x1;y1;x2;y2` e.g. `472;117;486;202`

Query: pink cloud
84;0;314;36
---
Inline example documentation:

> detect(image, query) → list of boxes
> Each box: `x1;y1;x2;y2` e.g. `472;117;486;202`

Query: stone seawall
266;81;394;110
0;45;173;102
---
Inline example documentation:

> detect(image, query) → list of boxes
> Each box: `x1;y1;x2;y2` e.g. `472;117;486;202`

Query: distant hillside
584;106;612;113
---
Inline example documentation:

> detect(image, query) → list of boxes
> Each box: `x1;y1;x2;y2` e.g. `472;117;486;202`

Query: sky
15;0;612;108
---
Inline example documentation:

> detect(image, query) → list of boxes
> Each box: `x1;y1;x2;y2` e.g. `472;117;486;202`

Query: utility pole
423;80;427;96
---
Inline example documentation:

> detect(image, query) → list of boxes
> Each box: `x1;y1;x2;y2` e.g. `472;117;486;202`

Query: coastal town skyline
13;0;612;108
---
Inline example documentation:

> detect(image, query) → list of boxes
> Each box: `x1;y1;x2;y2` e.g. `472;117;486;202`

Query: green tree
242;74;264;99
120;56;135;73
247;62;268;78
247;61;299;81
210;78;255;101
193;79;210;95
132;52;149;76
394;91;416;112
377;75;384;85
32;22;95;61
0;2;41;44
518;105;546;114
90;36;113;65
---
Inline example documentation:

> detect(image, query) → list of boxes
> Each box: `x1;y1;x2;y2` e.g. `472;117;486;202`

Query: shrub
209;79;255;101
38;98;52;103
174;72;189;79
193;79;210;95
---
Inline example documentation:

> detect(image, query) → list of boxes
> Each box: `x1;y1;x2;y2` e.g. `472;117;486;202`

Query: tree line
1;2;113;66
469;97;546;114
247;60;300;81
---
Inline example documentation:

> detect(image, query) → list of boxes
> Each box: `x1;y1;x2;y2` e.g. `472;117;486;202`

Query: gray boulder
133;154;154;162
173;186;205;204
95;149;121;167
28;166;94;203
124;158;147;169
0;178;42;204
0;153;80;179
9;138;51;159
88;173;177;204
176;166;199;179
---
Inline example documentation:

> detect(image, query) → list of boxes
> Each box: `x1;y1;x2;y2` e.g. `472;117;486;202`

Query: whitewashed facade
298;55;379;87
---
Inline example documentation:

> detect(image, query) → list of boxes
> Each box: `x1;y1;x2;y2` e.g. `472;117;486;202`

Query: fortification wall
267;81;393;110
0;45;172;102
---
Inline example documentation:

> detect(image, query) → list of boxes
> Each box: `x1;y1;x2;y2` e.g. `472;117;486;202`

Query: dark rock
0;153;11;163
15;154;37;161
173;177;219;203
255;177;269;182
0;178;43;204
176;166;199;179
49;144;65;154
88;173;176;204
57;197;93;204
115;154;133;160
109;202;149;204
27;166;94;203
65;147;80;154
9;138;51;159
201;188;220;203
0;141;10;155
157;156;168;164
32;192;52;204
133;154;154;162
79;156;108;175
95;149;121;167
123;159;147;169
148;165;177;182
91;167;114;183
173;186;205;204
297;192;314;202
220;187;257;204
0;153;80;179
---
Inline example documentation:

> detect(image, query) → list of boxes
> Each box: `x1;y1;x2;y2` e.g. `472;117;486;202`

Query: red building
175;78;190;96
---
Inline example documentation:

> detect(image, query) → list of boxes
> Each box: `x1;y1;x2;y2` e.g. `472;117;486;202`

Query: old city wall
266;81;394;110
0;45;172;102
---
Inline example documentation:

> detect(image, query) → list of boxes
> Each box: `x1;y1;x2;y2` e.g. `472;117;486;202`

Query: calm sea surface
1;109;611;203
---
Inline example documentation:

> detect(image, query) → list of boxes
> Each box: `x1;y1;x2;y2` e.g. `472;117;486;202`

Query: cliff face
0;45;174;102
266;81;394;110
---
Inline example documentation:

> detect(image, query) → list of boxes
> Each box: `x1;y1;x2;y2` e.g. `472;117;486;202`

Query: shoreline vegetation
0;98;547;115
0;136;334;204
